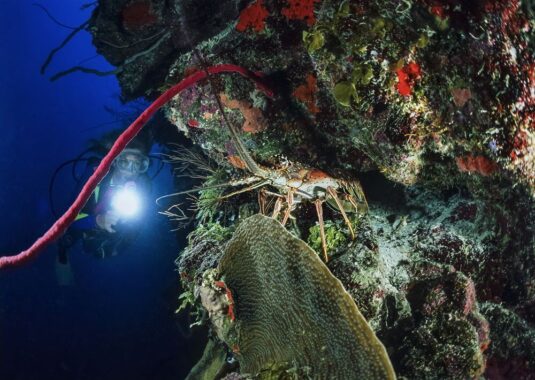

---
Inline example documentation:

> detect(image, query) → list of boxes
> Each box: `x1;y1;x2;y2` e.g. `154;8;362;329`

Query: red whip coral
282;0;320;26
456;155;498;176
396;62;422;96
236;0;269;33
0;64;272;269
122;1;157;30
293;73;319;114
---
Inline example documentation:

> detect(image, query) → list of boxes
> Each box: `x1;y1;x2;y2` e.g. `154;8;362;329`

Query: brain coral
218;214;395;379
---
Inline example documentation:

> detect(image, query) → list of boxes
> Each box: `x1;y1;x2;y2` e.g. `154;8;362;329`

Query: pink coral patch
187;119;200;128
281;0;319;26
456;155;498;176
510;130;529;160
396;62;422;97
293;73;319;114
214;280;236;321
236;0;270;33
396;62;422;96
396;69;411;96
430;5;446;18
451;88;472;107
220;94;267;133
122;1;157;30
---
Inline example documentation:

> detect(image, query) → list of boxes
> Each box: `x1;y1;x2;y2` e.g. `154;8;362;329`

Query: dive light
111;181;141;218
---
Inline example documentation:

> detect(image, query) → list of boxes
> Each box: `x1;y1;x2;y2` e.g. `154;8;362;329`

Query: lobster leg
327;186;355;240
258;189;267;215
272;197;283;220
346;193;360;213
344;181;369;214
281;189;295;226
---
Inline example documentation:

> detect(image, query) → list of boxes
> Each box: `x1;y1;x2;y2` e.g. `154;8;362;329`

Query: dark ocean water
0;1;203;379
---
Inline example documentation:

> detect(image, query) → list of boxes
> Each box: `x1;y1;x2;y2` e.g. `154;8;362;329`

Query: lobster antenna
175;8;268;176
190;48;269;178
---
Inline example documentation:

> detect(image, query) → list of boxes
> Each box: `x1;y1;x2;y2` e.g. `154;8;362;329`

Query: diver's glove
96;210;120;233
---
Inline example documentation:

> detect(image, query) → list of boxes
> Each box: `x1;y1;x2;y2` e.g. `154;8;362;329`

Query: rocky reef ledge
87;1;534;378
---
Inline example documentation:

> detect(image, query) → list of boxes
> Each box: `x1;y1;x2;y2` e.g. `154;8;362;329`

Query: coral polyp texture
218;214;395;379
309;0;534;191
85;0;534;378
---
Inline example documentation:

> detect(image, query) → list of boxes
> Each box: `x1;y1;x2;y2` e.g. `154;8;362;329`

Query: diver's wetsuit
57;159;150;263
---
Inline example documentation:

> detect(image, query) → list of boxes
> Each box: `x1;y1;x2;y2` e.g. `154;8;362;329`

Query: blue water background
0;1;203;379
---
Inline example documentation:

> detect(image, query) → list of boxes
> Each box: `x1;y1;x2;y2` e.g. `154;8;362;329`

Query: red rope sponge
0;64;272;269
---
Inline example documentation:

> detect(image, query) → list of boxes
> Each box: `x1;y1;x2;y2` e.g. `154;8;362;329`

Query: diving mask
114;149;150;174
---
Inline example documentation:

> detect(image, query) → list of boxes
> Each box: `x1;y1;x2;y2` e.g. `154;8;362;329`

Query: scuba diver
54;129;155;283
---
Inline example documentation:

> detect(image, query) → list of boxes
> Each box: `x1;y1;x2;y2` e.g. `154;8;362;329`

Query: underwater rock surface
87;0;534;378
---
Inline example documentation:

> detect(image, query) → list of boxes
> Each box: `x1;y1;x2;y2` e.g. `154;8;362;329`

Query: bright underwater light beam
0;64;272;269
111;183;141;218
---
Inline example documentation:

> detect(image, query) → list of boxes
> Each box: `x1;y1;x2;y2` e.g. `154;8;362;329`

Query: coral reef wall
88;0;534;378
